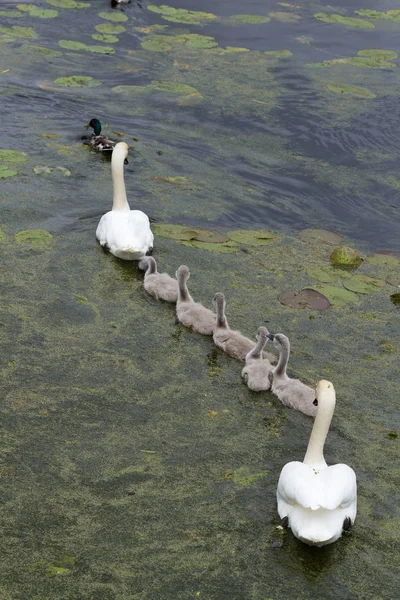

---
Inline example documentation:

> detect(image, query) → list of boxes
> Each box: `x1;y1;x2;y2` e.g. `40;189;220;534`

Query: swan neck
274;340;289;377
112;149;130;212
303;402;335;468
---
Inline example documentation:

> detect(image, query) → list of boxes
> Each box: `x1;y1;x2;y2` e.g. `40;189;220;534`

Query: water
0;1;399;598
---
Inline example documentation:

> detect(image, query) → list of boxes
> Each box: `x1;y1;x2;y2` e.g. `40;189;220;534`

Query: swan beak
266;334;275;341
124;158;129;165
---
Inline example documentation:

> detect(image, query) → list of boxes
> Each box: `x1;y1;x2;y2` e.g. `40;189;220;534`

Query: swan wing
317;464;357;510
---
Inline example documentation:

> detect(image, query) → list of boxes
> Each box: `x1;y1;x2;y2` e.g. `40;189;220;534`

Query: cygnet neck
146;257;157;275
215;295;228;328
177;269;191;302
273;335;290;379
112;146;130;212
247;331;267;360
303;381;336;469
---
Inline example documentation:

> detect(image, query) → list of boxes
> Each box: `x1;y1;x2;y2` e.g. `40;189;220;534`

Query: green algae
14;229;53;248
95;23;126;34
33;165;71;176
326;83;376;98
314;13;375;29
0;25;38;38
141;33;218;52
354;9;392;20
311;49;397;69
0;150;28;163
0;165;17;178
227;229;281;246
0;10;24;17
58;40;115;54
264;49;292;59
269;11;302;23
98;11;128;22
91;33;119;43
230;466;269;487
53;75;100;87
46;0;90;7
20;44;61;56
147;5;217;25
227;14;271;25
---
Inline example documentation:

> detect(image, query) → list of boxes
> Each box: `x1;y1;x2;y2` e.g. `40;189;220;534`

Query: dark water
0;1;399;599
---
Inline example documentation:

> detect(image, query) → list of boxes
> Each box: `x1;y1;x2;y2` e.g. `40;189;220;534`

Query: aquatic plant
314;13;374;28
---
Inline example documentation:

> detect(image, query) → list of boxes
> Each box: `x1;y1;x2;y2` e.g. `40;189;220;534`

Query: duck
175;265;216;335
85;118;115;152
139;256;178;302
213;292;276;362
96;142;154;260
241;326;273;391
277;379;357;546
267;333;317;417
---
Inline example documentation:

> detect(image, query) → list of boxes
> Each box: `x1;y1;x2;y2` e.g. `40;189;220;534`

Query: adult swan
277;380;357;546
96;142;154;260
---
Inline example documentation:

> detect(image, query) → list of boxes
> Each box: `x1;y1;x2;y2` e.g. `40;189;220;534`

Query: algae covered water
0;1;399;598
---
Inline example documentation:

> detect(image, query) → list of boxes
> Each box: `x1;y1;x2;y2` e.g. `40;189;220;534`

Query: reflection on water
0;1;399;598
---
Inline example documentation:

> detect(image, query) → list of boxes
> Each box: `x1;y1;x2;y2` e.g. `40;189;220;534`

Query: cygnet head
267;332;289;353
176;265;190;281
256;326;269;340
114;141;129;165
314;379;336;410
212;292;225;307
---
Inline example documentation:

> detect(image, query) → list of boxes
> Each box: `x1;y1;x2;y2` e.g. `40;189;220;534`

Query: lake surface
0;1;399;599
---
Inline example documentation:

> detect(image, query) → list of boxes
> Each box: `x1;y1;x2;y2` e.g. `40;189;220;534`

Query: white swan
267;333;317;417
96;142;154;260
277;380;357;546
241;326;273;391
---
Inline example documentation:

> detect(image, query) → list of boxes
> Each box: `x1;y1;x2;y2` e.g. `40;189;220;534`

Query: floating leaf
15;229;53;248
264;49;292;59
20;44;61;56
366;253;400;267
59;40;115;54
312;285;360;306
0;10;24;16
354;10;392;20
390;293;400;306
326;83;376;98
27;9;58;18
0;150;28;163
0;165;17;178
357;49;397;60
343;274;385;294
182;240;238;254
227;14;271;24
147;5;217;25
0;25;38;38
92;33;118;43
307;266;351;283
95;24;126;34
298;228;343;246
191;229;229;243
53;75;100;87
278;289;330;310
314;13;374;28
269;11;301;23
46;0;90;7
98;11;128;22
33;165;71;176
386;274;400;287
142;38;173;52
227;229;281;246
330;246;362;268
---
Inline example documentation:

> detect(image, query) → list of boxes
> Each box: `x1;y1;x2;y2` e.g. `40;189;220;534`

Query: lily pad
46;0;90;7
20;44;61;56
0;10;25;17
191;229;229;243
0;150;28;163
92;34;118;43
95;24;126;34
182;240;238;254
357;49;397;60
0;165;17;178
366;254;400;267
0;26;38;38
307;266;351;283
326;83;376;98
53;75;101;87
33;165;71;176
278;289;331;310
152;223;193;240
59;40;115;54
141;38;174;52
386;274;400;287
185;36;218;49
98;11;128;22
227;229;281;246
227;15;271;25
330;246;362;268
314;13;375;29
343;274;385;294
27;9;58;18
15;229;53;248
269;12;301;23
390;293;400;306
298;228;343;246
354;10;392;20
147;5;217;25
312;285;360;306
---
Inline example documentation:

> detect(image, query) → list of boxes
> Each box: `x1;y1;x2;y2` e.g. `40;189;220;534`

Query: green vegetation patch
14;229;53;248
313;284;360;306
307;266;351;283
0;165;18;178
0;150;28;163
330;245;362;267
141;33;218;52
98;11;128;22
147;5;217;25
314;13;375;28
95;24;126;34
53;75;100;87
326;82;376;98
92;33;119;43
264;49;292;59
58;40;115;54
311;49;397;69
0;10;24;17
227;229;281;246
18;5;58;17
298;228;343;245
19;44;61;56
230;466;269;487
269;11;302;23
354;9;392;20
46;0;90;7
0;25;38;38
343;274;385;294
227;14;271;25
366;253;400;267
